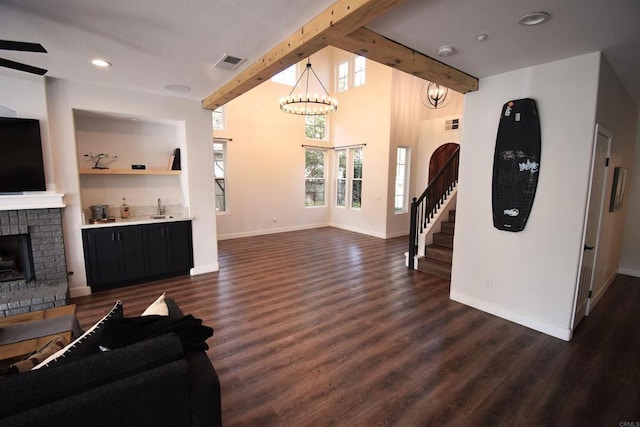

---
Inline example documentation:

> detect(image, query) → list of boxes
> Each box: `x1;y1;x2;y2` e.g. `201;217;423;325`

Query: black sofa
0;299;221;426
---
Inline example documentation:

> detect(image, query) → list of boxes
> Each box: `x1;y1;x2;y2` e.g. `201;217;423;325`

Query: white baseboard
329;223;386;239
191;263;219;275
385;230;410;239
217;223;330;240
450;290;573;341
618;267;640;278
69;285;92;298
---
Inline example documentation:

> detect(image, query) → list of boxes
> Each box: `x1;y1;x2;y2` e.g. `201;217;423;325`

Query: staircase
417;210;455;279
408;146;459;271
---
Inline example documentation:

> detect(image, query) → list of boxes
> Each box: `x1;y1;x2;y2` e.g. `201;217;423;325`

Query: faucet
157;198;163;215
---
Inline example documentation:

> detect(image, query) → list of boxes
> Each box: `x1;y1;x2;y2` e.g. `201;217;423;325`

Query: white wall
451;53;601;341
590;57;639;301
214;49;333;239
45;78;218;295
330;49;393;238
619;114;640;276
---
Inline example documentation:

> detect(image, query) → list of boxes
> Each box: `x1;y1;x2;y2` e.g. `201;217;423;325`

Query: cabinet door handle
112;232;115;241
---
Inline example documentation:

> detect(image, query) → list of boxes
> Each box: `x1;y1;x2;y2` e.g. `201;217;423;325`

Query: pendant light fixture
279;58;337;115
421;81;451;109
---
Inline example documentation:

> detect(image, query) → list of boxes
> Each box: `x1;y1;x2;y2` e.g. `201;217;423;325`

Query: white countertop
80;215;192;229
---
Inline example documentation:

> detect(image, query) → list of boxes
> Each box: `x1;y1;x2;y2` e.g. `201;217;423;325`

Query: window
337;61;349;93
212;107;225;130
305;149;326;207
335;147;363;209
353;56;366;87
272;64;297;86
213;141;227;212
305;115;327;140
336;150;347;207
394;147;410;213
336;56;366;92
351;148;363;208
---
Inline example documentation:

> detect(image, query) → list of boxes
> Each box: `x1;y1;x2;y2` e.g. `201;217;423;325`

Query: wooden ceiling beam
202;0;407;110
331;27;478;94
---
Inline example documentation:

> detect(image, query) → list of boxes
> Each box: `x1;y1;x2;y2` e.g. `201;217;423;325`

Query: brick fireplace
0;207;69;317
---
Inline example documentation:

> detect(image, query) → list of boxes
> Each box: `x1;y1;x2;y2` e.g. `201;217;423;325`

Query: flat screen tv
0;117;47;193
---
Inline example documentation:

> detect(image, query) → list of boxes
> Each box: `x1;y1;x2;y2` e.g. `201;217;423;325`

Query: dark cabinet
142;221;193;277
82;220;193;291
82;226;145;290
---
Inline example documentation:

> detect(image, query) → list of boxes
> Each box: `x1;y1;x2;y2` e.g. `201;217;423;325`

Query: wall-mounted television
0;117;47;193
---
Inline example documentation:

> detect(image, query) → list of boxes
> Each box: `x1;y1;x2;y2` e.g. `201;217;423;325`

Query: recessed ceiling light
518;12;551;26
91;58;112;67
476;34;488;41
437;46;455;57
164;84;191;92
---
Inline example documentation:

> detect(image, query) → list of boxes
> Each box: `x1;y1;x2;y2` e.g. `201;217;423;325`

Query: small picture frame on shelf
609;166;627;212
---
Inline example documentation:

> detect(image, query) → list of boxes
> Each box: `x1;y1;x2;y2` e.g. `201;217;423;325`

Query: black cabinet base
82;220;194;292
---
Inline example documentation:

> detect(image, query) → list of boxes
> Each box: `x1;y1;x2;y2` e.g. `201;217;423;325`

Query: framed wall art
610;167;628;212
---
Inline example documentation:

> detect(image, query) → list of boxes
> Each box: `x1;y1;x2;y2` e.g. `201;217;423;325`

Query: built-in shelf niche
74;109;185;211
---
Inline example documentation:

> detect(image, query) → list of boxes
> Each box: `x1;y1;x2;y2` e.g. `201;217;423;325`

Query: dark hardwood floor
72;227;640;426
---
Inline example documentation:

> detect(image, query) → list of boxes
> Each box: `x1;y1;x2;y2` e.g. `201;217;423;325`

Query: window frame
353;55;366;88
304;115;328;141
272;64;297;86
394;146;410;214
304;148;327;207
336;149;347;208
213;139;228;214
337;61;349;93
335;147;364;210
212;107;225;131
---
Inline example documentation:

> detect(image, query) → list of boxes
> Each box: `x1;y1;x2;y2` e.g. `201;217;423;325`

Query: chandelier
421;81;451;109
279;59;337;115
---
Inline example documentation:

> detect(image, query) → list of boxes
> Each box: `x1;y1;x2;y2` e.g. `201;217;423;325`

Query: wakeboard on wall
492;98;541;232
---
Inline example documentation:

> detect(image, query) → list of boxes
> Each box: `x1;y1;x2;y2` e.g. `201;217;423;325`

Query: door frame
572;124;611;330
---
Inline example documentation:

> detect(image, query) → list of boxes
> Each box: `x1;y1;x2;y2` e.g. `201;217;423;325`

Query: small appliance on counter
88;204;115;224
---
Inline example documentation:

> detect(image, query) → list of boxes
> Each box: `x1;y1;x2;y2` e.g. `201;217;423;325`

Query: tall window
336;148;363;209
305;149;326;207
351;148;363;208
212;107;225;130
272;64;297;86
305;115;327;140
337;62;349;92
394;147;409;213
353;56;366;87
213;141;227;212
336;150;347;207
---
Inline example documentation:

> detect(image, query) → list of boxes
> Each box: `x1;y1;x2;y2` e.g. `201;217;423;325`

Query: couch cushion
0;333;184;418
2;359;192;426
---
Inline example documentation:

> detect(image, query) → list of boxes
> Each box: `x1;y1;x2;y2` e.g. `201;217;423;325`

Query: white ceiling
1;0;639;106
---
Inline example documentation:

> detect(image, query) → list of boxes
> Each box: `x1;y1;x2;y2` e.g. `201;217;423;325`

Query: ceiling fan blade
0;40;47;53
0;58;48;75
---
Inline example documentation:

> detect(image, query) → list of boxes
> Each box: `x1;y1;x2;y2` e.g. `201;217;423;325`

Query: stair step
433;232;454;249
417;258;451;279
440;221;455;234
449;210;456;221
425;244;453;264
